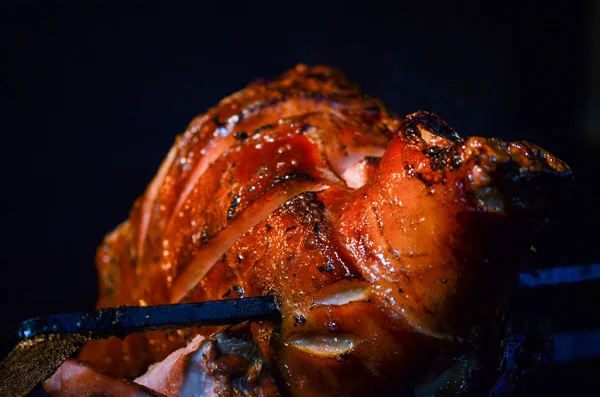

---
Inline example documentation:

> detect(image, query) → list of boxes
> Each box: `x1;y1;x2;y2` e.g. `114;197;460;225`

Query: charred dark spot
221;289;232;298
153;256;160;263
241;97;286;117
442;278;447;284
303;191;318;200
221;252;227;262
450;149;463;170
272;172;316;185
231;162;236;168
232;285;245;297
337;352;353;362
294;316;307;324
313;222;320;236
317;259;335;273
201;225;210;244
233;130;249;142
212;114;225;127
236;253;244;263
234;93;339;127
308;198;325;211
285;225;298;232
399;287;404;293
403;111;463;143
253;124;275;135
416;172;433;187
423;145;454;171
265;223;272;231
227;195;241;220
299;124;313;132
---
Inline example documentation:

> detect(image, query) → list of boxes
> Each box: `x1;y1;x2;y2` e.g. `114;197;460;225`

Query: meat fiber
73;65;572;396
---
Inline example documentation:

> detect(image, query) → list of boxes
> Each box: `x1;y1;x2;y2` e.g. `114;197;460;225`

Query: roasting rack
511;262;600;395
2;263;599;397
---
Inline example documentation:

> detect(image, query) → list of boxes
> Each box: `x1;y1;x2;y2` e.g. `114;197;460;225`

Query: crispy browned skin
77;65;572;396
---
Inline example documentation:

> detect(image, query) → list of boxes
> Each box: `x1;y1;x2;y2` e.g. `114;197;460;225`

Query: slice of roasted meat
74;65;572;396
45;323;279;397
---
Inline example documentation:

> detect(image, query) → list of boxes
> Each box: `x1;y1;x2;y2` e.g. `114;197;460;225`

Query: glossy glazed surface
77;65;572;396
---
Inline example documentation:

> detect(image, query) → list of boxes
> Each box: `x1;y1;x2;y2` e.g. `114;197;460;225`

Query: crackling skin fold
69;65;572;396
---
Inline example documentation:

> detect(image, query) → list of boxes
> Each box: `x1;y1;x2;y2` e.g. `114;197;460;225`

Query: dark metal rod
518;264;600;287
14;296;280;341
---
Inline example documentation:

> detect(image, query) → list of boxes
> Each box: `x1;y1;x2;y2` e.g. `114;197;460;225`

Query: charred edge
227;89;366;131
233;131;249;142
212;114;225;128
252;124;275;135
424;146;453;171
403;111;463;143
265;223;272;231
450;148;463;170
227;195;242;220
272;172;317;185
299;124;313;132
285;225;298;232
303;191;319;200
221;289;232;298
364;156;381;165
233;93;333;127
415;172;433;187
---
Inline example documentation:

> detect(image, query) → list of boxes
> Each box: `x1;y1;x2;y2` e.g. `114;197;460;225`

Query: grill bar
518;264;600;288
517;264;600;364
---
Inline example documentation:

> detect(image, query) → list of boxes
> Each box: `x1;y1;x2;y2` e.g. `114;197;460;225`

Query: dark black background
1;0;598;394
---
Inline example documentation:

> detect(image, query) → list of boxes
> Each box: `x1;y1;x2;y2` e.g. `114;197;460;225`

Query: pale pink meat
44;325;280;397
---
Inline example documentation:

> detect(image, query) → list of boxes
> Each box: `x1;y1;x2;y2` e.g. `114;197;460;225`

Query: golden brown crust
77;66;572;396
